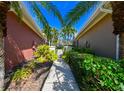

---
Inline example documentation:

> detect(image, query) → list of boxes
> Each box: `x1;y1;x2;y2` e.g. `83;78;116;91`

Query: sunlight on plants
34;44;58;63
62;48;124;91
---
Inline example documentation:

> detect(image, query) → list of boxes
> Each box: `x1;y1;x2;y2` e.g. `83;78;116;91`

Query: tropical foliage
12;44;58;82
72;47;93;54
12;60;36;82
43;26;59;45
43;25;52;45
60;26;77;45
65;1;98;26
51;27;59;45
34;44;58;63
27;1;64;28
62;49;124;90
12;67;32;82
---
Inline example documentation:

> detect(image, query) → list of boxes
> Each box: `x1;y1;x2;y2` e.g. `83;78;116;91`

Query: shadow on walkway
42;58;79;91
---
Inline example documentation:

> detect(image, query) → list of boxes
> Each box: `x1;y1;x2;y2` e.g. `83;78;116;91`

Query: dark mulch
4;62;52;91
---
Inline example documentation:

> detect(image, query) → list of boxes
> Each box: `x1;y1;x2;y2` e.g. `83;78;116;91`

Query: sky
22;1;99;33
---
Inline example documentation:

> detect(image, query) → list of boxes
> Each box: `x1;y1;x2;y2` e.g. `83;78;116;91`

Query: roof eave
75;1;112;41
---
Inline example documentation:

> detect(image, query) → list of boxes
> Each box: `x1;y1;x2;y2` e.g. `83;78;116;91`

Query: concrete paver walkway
42;58;80;91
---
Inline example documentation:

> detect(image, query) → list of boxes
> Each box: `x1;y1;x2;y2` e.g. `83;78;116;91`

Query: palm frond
31;2;49;28
65;1;98;26
40;1;64;26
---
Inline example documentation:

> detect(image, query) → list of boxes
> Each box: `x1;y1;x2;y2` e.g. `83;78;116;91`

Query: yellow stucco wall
77;14;116;58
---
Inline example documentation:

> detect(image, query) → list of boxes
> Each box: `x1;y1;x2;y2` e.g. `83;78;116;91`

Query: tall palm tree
0;2;10;90
43;25;52;45
69;27;77;40
51;27;59;46
0;1;63;90
61;26;68;45
61;26;77;45
111;2;124;58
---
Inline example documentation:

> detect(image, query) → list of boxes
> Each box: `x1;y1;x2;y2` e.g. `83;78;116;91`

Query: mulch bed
4;62;52;91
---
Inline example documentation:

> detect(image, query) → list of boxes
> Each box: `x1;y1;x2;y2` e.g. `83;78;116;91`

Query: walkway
42;58;80;91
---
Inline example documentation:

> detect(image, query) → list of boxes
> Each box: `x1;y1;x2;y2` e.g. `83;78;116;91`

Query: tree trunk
0;1;10;90
111;1;124;59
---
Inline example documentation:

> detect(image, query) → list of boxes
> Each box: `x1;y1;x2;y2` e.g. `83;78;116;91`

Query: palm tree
51;27;59;46
61;26;77;45
111;2;124;58
0;2;10;90
69;27;77;40
43;25;52;45
0;1;63;90
61;26;68;45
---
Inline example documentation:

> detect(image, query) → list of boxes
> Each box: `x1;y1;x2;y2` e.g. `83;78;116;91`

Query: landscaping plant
12;60;37;82
34;44;58;63
72;47;93;54
12;67;32;82
62;50;124;90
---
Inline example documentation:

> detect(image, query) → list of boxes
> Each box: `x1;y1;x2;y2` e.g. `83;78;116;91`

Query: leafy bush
56;45;64;49
12;60;38;82
34;44;58;63
12;67;32;82
119;59;124;68
62;50;124;90
73;47;93;54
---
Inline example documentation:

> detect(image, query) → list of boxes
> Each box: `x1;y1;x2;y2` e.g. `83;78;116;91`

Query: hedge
62;50;124;91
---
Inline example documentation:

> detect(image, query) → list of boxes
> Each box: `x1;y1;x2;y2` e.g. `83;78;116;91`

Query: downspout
116;34;119;60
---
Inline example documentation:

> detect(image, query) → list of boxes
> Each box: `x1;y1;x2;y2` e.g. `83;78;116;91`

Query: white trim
100;7;112;14
75;4;102;39
100;1;112;14
116;34;119;60
75;1;112;40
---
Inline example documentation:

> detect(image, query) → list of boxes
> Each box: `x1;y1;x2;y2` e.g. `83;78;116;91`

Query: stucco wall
77;14;116;58
4;11;45;70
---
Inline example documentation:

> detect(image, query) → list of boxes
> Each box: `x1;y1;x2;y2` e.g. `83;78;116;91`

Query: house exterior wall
4;11;45;70
77;14;116;58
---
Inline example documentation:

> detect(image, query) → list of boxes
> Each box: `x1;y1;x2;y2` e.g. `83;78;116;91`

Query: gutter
76;1;112;41
100;1;112;14
75;2;108;40
75;4;102;40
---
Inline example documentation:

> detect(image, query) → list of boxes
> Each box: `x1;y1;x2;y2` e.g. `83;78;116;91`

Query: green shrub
12;67;32;82
56;45;64;49
62;50;124;90
119;59;124;68
12;60;37;82
73;47;93;54
34;44;58;63
27;60;37;69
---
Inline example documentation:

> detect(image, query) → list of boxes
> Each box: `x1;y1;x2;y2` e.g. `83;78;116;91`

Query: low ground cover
62;48;124;91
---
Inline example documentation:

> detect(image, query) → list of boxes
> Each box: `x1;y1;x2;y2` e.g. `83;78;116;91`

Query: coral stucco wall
4;11;45;71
